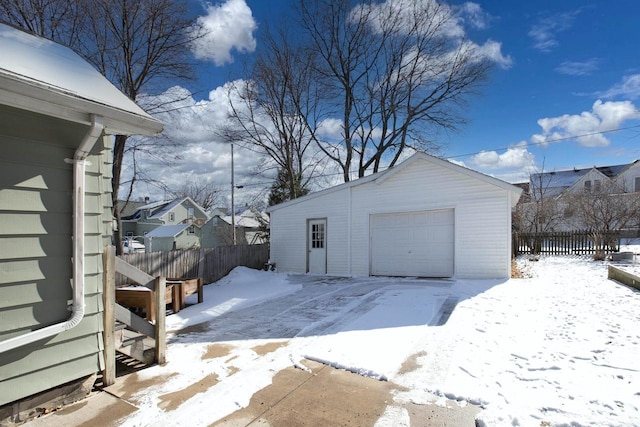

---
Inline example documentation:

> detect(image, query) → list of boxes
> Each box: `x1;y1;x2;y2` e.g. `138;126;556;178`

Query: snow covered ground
119;259;640;427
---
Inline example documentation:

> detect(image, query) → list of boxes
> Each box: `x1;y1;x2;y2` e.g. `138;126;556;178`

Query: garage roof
267;152;523;212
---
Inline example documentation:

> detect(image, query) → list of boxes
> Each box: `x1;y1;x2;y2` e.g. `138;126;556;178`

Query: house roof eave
0;73;163;136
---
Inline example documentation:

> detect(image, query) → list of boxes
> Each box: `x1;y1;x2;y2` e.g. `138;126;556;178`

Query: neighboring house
128;202;269;251
518;160;640;232
120;196;208;243
267;152;522;279
199;215;244;248
144;223;200;252
528;161;640;200
221;209;269;245
116;197;150;220
0;23;162;410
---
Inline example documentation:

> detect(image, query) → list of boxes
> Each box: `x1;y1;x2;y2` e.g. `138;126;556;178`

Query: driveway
26;271;480;427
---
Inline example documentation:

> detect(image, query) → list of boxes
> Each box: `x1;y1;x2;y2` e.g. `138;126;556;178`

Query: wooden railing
102;246;166;386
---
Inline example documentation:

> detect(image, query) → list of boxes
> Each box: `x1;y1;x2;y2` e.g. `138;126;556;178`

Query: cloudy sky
127;0;640;207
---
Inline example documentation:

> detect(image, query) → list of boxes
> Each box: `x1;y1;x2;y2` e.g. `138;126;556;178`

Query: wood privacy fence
513;230;621;256
117;244;269;285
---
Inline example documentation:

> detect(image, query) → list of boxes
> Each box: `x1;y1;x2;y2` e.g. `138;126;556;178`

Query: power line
447;124;640;159
233;124;640;188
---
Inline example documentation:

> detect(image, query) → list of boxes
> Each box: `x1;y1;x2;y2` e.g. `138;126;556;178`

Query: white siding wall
270;190;349;274
270;157;515;279
350;159;511;278
616;162;640;192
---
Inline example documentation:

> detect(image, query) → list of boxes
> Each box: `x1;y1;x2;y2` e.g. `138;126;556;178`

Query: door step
115;327;155;365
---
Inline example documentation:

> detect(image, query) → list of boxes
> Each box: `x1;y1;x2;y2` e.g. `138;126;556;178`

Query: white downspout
0;115;104;353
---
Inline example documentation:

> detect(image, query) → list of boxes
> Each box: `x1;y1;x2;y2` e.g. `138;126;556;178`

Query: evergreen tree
268;169;309;206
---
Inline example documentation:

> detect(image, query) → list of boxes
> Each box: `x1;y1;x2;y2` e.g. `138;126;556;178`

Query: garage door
370;209;454;277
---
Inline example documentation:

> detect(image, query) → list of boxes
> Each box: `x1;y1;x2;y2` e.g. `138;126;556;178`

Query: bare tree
224;26;324;202
0;0;83;45
296;0;495;181
565;181;640;256
169;182;224;212
1;0;203;253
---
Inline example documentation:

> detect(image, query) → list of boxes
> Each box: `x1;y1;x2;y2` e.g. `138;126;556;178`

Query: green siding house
0;23;162;409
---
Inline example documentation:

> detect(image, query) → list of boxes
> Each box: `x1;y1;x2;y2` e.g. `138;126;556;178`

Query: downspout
0;115;104;353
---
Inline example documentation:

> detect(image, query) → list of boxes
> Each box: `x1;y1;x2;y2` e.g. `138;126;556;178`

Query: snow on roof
145;224;190;238
149;198;187;219
530;162;635;190
148;197;208;220
0;23;162;135
137;200;171;211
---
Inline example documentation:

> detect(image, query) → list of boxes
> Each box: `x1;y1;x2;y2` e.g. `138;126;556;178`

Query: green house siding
0;106;111;405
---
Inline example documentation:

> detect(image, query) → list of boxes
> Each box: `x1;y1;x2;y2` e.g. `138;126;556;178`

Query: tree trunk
112;134;128;255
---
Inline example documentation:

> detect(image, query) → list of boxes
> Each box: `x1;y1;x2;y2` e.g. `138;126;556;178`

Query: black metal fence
513;230;621;256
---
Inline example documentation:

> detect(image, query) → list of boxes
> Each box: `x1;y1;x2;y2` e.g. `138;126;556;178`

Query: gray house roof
529;161;637;198
145;224;190;238
0;23;162;136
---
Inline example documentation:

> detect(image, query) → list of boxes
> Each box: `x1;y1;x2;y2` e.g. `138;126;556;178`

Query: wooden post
154;276;166;365
102;246;116;386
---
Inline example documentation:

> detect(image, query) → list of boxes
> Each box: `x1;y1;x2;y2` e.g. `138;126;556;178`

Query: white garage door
370;209;454;277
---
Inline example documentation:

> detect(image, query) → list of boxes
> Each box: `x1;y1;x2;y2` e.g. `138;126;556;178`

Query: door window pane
311;223;325;248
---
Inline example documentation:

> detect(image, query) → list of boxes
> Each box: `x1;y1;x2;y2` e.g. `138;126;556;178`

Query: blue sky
131;0;640;204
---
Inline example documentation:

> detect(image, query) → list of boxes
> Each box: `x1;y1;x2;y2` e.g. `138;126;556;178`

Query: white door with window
308;219;327;274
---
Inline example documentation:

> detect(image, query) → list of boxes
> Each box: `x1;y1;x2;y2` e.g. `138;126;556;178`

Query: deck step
116;328;156;365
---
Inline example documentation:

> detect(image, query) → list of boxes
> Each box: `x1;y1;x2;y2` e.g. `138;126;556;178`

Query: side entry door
307;219;327;274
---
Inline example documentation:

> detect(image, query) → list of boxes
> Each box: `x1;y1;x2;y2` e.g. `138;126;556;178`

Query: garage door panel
370;209;454;277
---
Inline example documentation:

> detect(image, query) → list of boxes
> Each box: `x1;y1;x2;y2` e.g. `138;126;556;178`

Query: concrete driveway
25;274;479;427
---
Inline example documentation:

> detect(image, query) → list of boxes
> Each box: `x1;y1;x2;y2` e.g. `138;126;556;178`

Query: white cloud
528;9;580;53
456;2;491;30
531;100;640;147
191;0;257;66
317;118;344;140
352;0;463;39
469;142;535;170
555;58;599;76
599;74;640;100
469;39;512;69
122;83;266;205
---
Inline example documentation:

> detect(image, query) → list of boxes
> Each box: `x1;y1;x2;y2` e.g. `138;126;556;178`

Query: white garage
267;152;522;279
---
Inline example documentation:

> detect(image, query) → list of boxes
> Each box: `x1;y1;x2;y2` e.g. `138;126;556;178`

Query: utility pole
231;144;236;245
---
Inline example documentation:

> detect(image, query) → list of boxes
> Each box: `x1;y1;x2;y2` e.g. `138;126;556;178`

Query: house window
168;212;175;222
188;225;195;235
187;207;194;219
594;180;601;191
584;180;591;191
635;177;640;192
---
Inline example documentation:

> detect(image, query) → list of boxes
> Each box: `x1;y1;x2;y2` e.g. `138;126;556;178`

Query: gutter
0;115;104;353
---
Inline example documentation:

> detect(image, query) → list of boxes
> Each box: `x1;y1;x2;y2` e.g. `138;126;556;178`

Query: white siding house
267;153;522;279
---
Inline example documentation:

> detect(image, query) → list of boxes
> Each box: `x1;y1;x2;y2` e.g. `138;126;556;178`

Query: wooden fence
513;230;621;256
117;244;269;285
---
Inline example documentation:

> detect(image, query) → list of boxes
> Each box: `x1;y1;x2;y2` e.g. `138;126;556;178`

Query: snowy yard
118;257;639;427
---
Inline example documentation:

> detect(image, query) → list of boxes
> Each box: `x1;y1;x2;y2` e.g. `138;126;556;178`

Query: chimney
144;196;150;204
